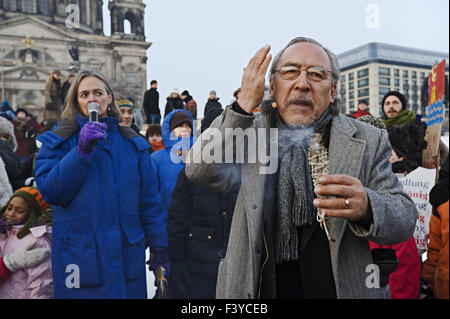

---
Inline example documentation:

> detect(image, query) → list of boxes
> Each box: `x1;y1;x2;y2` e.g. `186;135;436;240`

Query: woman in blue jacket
150;109;194;223
34;70;168;299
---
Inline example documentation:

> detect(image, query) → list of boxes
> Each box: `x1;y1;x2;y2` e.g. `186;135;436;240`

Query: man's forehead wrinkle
280;43;331;69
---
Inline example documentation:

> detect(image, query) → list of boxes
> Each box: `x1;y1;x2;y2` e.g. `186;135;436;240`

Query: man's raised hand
237;45;272;114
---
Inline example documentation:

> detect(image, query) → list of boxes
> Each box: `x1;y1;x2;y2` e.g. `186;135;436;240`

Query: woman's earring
272;102;278;108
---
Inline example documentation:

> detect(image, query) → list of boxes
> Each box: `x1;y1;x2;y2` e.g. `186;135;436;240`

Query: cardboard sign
398;167;436;255
422;60;446;169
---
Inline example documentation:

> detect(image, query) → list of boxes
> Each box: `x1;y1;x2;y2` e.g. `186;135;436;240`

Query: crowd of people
0;36;448;300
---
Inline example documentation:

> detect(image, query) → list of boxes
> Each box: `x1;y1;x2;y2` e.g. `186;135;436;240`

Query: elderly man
186;37;416;299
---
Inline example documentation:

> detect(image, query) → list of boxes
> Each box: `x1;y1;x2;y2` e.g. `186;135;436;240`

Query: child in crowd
150;109;194;224
146;124;164;154
0;187;53;298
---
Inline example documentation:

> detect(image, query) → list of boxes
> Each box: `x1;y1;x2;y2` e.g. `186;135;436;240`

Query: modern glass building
337;42;449;118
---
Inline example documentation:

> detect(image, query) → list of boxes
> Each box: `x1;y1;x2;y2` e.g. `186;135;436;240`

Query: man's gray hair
269;37;341;85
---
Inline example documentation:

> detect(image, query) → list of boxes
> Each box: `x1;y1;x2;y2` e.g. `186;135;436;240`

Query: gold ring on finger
345;199;350;209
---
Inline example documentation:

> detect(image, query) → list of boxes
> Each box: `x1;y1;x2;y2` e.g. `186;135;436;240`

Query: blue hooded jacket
35;114;167;299
0;101;15;121
150;109;194;222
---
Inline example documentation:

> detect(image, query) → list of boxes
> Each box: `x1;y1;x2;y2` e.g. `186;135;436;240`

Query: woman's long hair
61;69;121;121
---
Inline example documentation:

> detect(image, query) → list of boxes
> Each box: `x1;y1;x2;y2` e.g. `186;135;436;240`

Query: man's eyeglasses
274;66;332;82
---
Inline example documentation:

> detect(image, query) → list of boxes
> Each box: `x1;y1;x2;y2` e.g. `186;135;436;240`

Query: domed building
0;0;150;121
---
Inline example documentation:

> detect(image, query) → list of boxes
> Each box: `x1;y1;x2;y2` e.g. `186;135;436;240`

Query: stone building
0;0;150;121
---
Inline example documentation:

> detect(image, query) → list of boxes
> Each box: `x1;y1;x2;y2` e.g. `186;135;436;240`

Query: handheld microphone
88;102;99;122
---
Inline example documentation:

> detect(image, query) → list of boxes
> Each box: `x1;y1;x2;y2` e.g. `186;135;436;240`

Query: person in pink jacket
0;187;53;298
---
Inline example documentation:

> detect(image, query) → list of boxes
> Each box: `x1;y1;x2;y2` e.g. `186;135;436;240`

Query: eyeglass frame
273;65;333;82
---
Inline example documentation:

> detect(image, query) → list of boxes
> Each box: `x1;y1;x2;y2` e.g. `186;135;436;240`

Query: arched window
124;12;136;34
22;0;37;13
124;19;131;34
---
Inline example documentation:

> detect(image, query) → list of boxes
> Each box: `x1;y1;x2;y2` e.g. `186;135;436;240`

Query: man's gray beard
282;112;316;128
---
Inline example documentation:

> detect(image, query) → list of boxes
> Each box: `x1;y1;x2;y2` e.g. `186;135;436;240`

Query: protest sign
398;167;436;255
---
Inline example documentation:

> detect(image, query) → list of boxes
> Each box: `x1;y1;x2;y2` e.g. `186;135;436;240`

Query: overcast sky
103;0;449;117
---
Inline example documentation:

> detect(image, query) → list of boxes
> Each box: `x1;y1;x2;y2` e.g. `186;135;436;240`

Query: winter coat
204;98;222;116
0;139;25;191
0;157;13;208
43;76;61;111
352;109;372;119
143;88;160;115
186;103;417;299
168;168;238;277
201;105;223;133
61;80;71;104
422;156;449;299
13;117;41;160
0;258;11;283
150;110;193;223
35;115;167;299
388;120;427;174
369;236;421;299
164;97;184;118
183;95;197;120
0;101;15;121
0;225;53;299
422;201;449;299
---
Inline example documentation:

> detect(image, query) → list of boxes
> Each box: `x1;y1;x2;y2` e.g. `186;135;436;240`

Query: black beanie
381;91;407;117
170;111;192;131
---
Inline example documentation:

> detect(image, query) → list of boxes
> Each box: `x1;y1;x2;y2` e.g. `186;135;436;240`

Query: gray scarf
275;108;334;263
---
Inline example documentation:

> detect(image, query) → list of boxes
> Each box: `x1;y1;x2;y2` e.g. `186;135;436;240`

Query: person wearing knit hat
1;187;50;238
170;110;192;132
204;90;222;116
181;90;198;120
12;106;41;161
145;124;164;154
164;90;184;118
0;186;53;298
117;99;135;128
381;91;416;130
380;90;428;174
117;98;146;137
352;99;372;119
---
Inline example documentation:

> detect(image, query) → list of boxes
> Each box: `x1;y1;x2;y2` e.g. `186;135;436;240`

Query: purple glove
77;122;108;159
147;247;170;275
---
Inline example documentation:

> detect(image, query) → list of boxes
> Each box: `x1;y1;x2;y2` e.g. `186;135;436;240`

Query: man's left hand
313;174;370;222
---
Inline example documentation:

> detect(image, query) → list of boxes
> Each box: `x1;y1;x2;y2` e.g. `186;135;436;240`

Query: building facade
0;0;150;121
337;42;449;120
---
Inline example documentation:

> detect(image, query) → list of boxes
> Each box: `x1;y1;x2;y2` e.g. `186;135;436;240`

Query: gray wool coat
185;103;417;299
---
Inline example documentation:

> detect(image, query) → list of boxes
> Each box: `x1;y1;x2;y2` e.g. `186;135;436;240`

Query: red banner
428;60;446;106
422;59;446;169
